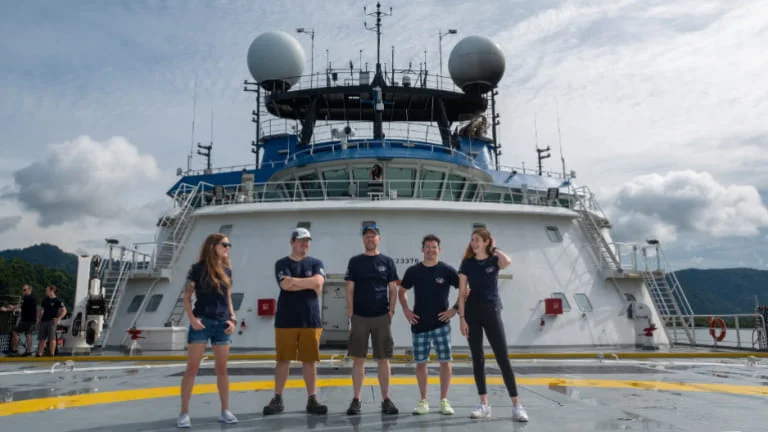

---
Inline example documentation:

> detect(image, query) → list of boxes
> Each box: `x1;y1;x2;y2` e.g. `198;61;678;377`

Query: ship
1;4;767;431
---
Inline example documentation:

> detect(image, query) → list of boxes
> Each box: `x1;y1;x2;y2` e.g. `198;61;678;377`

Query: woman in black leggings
458;228;528;422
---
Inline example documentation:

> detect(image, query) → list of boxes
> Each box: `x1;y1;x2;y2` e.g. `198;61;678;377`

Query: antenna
536;145;551;176
197;142;212;172
187;78;198;173
364;2;393;75
364;2;392;141
555;93;566;179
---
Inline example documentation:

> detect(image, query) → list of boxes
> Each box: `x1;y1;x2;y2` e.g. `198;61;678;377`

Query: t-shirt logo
377;265;387;273
304;271;312;276
278;270;286;278
435;277;445;284
486;267;495;273
319;268;326;277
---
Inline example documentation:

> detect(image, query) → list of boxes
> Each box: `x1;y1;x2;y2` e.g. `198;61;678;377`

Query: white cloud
8;136;163;227
603;170;768;242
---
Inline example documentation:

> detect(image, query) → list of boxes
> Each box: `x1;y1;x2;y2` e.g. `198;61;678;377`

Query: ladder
576;209;623;275
95;250;133;347
161;185;214;327
154;185;199;270
640;242;696;345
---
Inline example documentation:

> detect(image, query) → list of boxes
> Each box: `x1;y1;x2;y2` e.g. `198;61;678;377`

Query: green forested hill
0;244;77;309
673;268;768;314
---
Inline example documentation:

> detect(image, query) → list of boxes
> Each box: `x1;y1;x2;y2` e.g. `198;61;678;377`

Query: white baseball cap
291;227;312;240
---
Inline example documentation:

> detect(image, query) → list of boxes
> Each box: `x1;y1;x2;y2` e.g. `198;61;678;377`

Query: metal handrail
256;68;462;93
666;313;767;350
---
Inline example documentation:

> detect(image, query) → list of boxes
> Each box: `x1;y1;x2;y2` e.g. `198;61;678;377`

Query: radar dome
246;31;305;91
448;35;505;93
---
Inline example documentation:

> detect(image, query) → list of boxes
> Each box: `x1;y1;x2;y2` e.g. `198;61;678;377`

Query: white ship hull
105;200;669;350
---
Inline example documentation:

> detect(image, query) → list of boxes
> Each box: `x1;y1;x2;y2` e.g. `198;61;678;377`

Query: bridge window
322;168;349;198
418;169;445;200
574;294;593;312
462;182;478;201
126;295;145;314
444;174;466;201
144;294;163;313
551;292;571;312
386;167;415;198
298;172;324;200
483;191;502;203
352;167;371;197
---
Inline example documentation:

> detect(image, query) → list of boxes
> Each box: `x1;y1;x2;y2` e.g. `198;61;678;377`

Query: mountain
0;243;78;275
0;243;77;309
673;268;768;315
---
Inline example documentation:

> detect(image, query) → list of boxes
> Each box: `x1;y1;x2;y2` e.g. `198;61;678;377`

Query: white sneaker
412;399;430;415
512;403;529;422
470;403;491;419
219;409;239;424
176;413;191;428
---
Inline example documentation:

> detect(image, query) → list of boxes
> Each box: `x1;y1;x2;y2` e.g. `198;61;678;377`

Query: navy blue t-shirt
401;261;459;333
40;297;63;322
186;262;231;321
20;294;37;322
345;253;398;317
459;255;501;306
274;256;325;328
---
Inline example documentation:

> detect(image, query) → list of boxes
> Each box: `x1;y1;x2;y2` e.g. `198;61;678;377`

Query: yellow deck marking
0;376;766;417
2;351;768;363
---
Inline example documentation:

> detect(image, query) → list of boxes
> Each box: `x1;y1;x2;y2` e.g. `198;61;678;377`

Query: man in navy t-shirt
399;234;459;415
36;285;66;357
344;223;400;416
263;227;328;416
0;284;36;356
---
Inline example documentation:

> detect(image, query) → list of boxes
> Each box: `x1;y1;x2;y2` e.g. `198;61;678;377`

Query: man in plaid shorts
398;234;460;415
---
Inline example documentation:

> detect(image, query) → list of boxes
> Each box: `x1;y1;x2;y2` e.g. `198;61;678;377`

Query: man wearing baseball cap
344;223;400;415
263;227;328;416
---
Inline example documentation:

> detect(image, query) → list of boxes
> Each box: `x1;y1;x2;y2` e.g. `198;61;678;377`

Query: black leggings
465;300;518;397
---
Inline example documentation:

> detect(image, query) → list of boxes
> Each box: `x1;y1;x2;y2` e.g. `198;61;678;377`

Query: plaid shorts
412;324;452;363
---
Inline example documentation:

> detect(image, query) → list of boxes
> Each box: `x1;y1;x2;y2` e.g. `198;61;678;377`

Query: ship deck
1;348;766;431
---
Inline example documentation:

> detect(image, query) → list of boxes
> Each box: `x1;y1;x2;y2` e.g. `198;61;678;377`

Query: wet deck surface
0;354;766;431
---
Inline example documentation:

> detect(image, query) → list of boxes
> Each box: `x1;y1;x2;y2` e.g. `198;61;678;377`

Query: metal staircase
576;210;623;275
571;186;623;275
570;185;696;345
94;248;133;347
154;184;201;270
642;246;696;344
160;184;207;327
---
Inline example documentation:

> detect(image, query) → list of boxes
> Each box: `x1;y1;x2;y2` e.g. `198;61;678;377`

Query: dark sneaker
306;395;328;415
262;395;284;416
381;398;399;415
346;398;362;415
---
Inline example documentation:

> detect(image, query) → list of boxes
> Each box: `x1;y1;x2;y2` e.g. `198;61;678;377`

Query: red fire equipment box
545;298;563;316
257;299;275;316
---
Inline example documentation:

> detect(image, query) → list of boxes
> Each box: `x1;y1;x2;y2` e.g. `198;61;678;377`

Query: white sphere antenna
247;31;306;91
448;35;506;93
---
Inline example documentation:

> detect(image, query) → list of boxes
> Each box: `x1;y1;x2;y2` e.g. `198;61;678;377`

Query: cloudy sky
1;0;767;270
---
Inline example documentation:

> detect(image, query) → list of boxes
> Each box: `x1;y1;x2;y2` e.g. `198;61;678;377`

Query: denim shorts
412;324;452;363
187;317;232;346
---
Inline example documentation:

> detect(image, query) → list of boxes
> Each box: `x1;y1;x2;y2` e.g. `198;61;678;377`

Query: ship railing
665;313;767;351
256;68;463;93
175;179;578;210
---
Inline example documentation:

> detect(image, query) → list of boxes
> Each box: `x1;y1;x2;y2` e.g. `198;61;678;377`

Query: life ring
708;316;726;342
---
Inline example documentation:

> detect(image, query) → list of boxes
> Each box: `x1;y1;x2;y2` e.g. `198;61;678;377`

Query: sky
1;0;768;270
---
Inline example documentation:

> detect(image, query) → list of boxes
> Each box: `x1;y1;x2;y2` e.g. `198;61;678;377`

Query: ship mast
364;2;392;140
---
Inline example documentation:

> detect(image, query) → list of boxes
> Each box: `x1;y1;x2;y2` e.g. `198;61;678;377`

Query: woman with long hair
177;233;238;428
457;228;528;422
